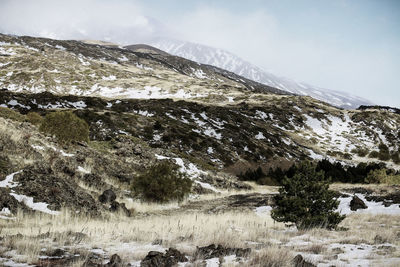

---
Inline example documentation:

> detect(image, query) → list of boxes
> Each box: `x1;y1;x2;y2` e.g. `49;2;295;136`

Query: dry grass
1;206;400;266
246;246;293;267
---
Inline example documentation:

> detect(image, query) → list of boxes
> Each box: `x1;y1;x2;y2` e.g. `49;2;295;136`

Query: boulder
350;195;367;211
194;244;251;260
141;248;188;267
99;189;116;204
106;254;122;267
109;201;131;216
293;254;316;267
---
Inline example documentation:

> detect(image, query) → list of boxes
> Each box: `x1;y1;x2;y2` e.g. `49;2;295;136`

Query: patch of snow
119;55;129;62
68;101;87;109
203;127;222;140
10;193;59;215
195;181;220;193
0;171;22;188
207;147;214;154
7;100;31;110
255;132;265;140
255;206;272;217
191;68;207;79
47;145;74;157
31;145;45;151
136;110;154;117
102;75;116;81
77;166;90;174
55;45;66;51
337;193;400;215
78;54;90;65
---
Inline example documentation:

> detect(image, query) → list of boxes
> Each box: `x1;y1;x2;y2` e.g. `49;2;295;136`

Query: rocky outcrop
350;195;367;211
99;189;117;203
141;248;188;267
293;254;316;267
194;244;251;260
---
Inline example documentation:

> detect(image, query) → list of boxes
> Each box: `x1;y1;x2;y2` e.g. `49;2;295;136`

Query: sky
0;0;399;107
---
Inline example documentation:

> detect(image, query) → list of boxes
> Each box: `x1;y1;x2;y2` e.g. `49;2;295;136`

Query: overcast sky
0;0;399;107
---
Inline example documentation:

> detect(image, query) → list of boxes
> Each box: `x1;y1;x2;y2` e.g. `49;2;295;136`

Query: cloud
0;0;171;43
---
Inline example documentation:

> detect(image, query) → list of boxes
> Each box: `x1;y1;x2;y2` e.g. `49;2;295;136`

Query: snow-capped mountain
149;38;373;109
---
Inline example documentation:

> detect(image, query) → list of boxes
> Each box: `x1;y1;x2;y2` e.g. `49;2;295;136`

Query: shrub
26;112;43;125
392;152;400;164
131;162;192;203
351;148;368;157
238;167;265;182
365;168;387;184
369;150;379;158
39;111;89;143
0;155;10;174
0;107;25;122
271;161;345;230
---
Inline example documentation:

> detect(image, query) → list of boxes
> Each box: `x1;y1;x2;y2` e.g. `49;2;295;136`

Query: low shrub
131;162;192;203
365;168;400;184
0;155;10;174
351;148;368;157
0;107;25;122
26;112;43;125
369;151;379;158
365;168;387;184
392;152;400;164
238;167;266;182
39;111;89;143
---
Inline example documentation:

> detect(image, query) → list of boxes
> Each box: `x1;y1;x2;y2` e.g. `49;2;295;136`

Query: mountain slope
0;33;398;171
149;38;373;109
0;33;287;103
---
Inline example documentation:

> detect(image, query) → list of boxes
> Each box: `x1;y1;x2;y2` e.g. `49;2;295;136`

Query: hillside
1;34;400;266
149;38;373;109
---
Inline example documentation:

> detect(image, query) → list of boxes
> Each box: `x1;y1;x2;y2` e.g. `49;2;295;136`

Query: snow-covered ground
337;193;400;215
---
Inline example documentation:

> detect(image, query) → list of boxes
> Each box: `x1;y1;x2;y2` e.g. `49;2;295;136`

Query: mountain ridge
148;38;374;109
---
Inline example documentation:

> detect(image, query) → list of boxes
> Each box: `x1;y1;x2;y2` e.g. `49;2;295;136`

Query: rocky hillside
0;33;286;102
0;33;399;217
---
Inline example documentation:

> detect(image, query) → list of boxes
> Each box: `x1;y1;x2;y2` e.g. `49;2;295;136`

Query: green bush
0;107;25;122
39;111;89;143
131;162;192;203
271;161;345;230
26;112;43;125
365;168;387;184
369;150;379;158
392;152;400;164
351;148;368;157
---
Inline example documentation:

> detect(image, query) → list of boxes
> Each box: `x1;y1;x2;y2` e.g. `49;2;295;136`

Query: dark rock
194;244;251;260
48;248;65;257
141;248;188;267
12;164;100;216
350;195;367;211
293;254;316;267
109;201;131;216
99;189;116;204
83;253;104;266
0;187;26;213
106;254;122;267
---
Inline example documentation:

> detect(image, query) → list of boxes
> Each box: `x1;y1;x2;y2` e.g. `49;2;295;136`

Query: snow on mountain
149;38;373;109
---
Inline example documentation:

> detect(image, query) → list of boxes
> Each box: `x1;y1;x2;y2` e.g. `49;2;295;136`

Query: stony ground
1;184;400;267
